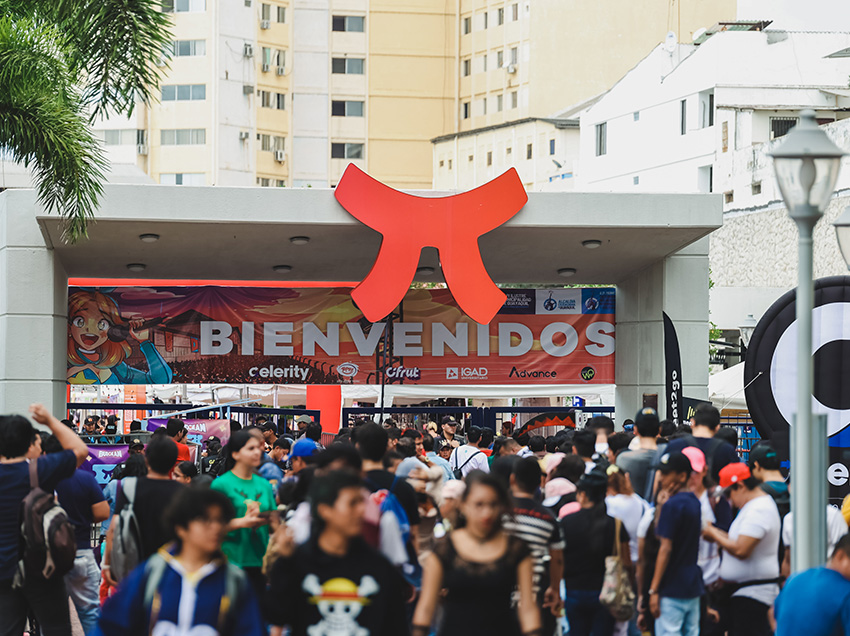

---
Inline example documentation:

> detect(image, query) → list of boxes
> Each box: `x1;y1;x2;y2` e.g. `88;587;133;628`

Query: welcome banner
67;286;615;386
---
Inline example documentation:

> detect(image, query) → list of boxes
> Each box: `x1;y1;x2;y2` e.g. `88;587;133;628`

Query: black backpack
14;460;77;587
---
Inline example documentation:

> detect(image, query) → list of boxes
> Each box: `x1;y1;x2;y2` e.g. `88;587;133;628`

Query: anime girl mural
67;289;173;384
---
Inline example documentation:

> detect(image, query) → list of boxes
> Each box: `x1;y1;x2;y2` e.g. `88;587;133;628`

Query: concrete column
0;190;68;416
615;237;710;425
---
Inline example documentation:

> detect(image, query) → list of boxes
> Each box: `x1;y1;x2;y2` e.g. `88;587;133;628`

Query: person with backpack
449;426;489;478
94;486;264;636
264;470;410;635
616;407;664;501
0;404;89;636
102;436;185;588
43;435;110;636
209;430;276;599
665;404;738;483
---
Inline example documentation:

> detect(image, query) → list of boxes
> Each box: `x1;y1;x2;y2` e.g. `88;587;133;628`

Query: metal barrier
720;412;762;464
342;406;487;430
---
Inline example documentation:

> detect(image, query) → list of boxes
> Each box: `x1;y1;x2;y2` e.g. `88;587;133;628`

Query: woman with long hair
413;470;541;636
560;469;632;636
210;430;276;597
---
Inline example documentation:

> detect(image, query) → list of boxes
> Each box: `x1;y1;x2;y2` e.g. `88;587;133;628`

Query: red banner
67;286;615;385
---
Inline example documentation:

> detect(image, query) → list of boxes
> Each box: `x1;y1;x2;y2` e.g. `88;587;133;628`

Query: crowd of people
1;404;849;636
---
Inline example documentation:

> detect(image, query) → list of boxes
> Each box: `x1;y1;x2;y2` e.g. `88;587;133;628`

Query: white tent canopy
708;363;749;411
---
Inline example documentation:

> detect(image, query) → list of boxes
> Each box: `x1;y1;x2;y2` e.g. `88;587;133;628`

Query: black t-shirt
560;507;629;591
114;477;185;559
363;470;421;526
264;538;410;635
666;435;739;482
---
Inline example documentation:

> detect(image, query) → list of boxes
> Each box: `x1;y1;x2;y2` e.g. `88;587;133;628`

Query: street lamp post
769;109;845;573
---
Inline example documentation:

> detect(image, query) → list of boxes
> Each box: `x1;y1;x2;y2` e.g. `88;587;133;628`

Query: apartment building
96;0;455;190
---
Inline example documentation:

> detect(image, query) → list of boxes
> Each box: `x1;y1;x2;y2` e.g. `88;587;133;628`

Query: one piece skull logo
303;574;379;636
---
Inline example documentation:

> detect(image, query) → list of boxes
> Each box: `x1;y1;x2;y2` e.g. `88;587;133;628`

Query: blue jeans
64;549;101;635
656;597;700;636
564;589;615;636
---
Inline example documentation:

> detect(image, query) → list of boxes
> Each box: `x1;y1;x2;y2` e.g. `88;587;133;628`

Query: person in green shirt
211;430;276;598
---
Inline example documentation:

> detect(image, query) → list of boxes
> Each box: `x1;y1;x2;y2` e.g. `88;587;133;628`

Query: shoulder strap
143;553;169;633
123;477;138;505
28;459;39;489
458;449;484;472
612;517;622;559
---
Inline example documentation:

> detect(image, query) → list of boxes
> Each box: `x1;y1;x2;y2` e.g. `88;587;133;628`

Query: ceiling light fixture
582;239;602;249
273;265;293;273
557;268;577;277
289;236;310;245
417;266;436;276
126;263;147;272
139;233;160;243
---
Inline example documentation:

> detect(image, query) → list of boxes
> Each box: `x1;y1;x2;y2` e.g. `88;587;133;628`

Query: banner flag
82;445;130;486
663;312;683;427
67;286;615;386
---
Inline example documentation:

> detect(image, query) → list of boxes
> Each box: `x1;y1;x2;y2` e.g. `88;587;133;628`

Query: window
172;39;205;56
277;6;285;22
724;191;734;204
137;130;147;145
633;176;639;185
272;136;285;151
486;151;493;166
439;160;444;168
462;102;470;119
161;84;205;101
496;94;503;112
102;129;135;145
482;54;488;72
680;99;687;135
331;143;364;159
261;3;271;20
751;182;762;195
549;139;555;155
276;180;286;187
633;111;640;121
331;100;364;116
482;11;488;29
595;122;607;156
262;47;272;66
468;154;473;162
275;93;286;110
511;3;519;20
162;0;205;12
699;90;715;128
510;47;518;64
497;7;504;25
463;16;471;34
448;159;452;169
511;91;517;109
160;173;204;185
482;98;487;116
462;59;471;77
332;16;365;32
275;49;285;67
257;177;271;187
496;50;504;68
259;133;272;151
506;147;512;156
160;128;205;145
525;143;532;160
260;90;272;107
698;165;713;193
332;58;364;74
770;117;798;140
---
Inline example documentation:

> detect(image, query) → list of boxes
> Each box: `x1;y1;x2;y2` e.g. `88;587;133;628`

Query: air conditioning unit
243;43;254;58
136;144;149;156
276;65;285;76
506;63;517;74
261;63;270;72
238;131;250;141
243;84;254;95
274;150;286;162
260;19;270;29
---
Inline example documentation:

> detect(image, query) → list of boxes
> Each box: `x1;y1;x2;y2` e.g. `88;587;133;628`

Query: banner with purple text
82;445;129;486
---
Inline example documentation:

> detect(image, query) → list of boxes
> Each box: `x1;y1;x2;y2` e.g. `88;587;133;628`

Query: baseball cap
259;422;276;432
128;439;144;450
748;443;780;470
441;416;458;426
657;451;693;475
295;414;312;425
719;463;751;489
681;447;706;474
291;438;318;458
577;468;608;493
634;407;659;428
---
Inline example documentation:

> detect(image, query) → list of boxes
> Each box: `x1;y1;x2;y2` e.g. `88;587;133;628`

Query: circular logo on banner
744;276;850;459
580;367;596;382
335;362;360;379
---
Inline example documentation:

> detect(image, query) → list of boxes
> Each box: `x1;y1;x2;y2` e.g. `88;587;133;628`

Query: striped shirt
503;497;565;595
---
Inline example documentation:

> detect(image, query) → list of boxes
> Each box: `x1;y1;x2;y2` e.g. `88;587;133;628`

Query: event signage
663;312;683;426
81;444;130;486
335;165;527;325
744;276;850;502
147;418;231;446
67;286;615;386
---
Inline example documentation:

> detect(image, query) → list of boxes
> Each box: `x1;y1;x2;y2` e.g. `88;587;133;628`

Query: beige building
93;0;735;191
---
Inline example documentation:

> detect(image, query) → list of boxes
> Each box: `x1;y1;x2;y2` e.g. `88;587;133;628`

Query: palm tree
0;1;172;241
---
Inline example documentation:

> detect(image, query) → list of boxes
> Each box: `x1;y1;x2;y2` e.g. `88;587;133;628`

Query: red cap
719;463;751;489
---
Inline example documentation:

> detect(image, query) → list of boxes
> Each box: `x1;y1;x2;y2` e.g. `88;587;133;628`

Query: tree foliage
0;1;172;241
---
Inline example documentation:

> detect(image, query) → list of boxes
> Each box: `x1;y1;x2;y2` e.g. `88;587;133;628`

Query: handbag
599;517;635;621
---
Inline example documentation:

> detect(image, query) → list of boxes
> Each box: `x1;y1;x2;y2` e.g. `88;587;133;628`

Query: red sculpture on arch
334;164;528;325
